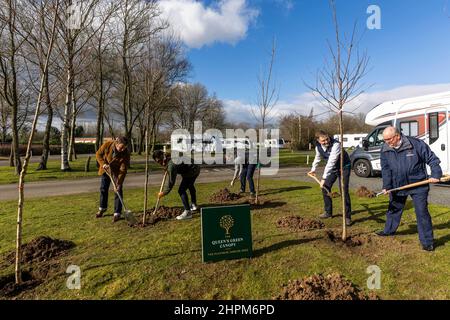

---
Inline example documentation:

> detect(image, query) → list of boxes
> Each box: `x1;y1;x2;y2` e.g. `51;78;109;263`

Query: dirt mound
210;188;241;202
356;186;376;198
277;216;325;231
331;192;340;198
5;236;75;264
326;230;370;247
133;206;184;226
276;273;378;300
1;237;74;298
0;272;40;298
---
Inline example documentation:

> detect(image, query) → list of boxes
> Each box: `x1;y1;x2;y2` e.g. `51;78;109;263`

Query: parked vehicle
350;91;450;177
333;134;367;149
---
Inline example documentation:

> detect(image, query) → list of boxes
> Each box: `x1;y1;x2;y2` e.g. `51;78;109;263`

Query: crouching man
95;136;130;222
376;126;442;251
153;150;201;220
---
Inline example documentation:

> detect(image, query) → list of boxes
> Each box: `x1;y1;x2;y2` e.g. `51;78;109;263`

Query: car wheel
353;159;372;178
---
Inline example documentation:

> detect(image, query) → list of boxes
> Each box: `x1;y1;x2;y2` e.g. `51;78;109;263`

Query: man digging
95;136;130;222
152;150;201;220
308;130;353;226
375;126;442;251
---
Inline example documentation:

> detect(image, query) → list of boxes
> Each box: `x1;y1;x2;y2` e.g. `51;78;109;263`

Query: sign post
201;204;252;263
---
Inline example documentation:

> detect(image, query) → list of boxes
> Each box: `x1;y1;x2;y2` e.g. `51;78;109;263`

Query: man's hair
315;130;330;140
115;136;128;145
152;150;170;163
383;126;400;136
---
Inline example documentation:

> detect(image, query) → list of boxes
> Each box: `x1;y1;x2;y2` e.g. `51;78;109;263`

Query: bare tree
0;0;27;175
53;0;100;171
252;39;279;204
306;0;370;240
15;0;59;284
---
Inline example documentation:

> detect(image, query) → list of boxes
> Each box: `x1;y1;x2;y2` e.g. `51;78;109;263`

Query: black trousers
178;174;199;211
322;167;352;218
99;173;123;214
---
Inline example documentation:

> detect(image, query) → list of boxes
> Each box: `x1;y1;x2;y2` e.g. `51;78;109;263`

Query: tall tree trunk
37;77;52;170
339;110;347;240
61;62;72;171
9;144;14;167
95;63;104;151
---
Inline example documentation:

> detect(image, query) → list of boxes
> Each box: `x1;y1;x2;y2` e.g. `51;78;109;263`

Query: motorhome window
343;138;348;142
429;113;439;144
400;121;418;137
354;137;360;141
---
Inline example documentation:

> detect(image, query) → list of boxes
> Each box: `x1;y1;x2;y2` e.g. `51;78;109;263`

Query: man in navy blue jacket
376;126;442;251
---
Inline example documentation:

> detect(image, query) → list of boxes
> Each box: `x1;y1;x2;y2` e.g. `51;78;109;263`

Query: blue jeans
240;164;256;194
384;192;434;246
99;173;123;214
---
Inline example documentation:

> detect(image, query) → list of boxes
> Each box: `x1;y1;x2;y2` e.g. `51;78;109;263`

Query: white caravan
349;91;450;177
333;134;367;149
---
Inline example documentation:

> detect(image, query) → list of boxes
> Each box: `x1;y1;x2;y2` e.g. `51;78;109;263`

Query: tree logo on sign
220;215;234;237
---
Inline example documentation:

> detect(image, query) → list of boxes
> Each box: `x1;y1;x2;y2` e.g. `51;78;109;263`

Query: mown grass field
0;179;449;299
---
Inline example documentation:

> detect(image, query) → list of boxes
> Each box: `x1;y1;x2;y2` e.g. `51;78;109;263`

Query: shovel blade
124;210;138;226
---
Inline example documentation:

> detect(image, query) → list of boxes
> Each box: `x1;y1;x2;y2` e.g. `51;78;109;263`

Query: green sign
201;204;253;263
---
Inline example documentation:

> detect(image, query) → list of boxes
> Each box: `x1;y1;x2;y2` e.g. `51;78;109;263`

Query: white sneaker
190;204;198;212
176;210;192;220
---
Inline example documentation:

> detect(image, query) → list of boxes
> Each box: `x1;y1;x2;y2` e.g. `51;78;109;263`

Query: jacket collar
381;134;412;153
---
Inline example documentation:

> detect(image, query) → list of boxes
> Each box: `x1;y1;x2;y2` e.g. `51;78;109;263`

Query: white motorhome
333;134;367;149
350;91;450;177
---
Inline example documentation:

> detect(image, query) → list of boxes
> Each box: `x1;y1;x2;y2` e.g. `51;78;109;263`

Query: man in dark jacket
308;130;352;225
153;150;201;220
376;126;442;251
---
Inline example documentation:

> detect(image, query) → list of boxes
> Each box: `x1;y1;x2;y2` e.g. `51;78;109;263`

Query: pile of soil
1;236;75;298
325;230;369;247
0;272;40;298
331;192;340;198
356;186;376;198
276;273;378;300
5;236;75;264
135;206;184;226
210;188;241;202
276;216;325;232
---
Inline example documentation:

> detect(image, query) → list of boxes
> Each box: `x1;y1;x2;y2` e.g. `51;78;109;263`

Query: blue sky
159;0;450;123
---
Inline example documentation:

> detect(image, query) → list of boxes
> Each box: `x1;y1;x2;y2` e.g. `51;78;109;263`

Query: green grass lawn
0;179;449;299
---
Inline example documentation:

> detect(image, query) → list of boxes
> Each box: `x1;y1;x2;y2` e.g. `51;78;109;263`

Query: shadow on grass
83;249;202;272
435;233;450;248
200;201;287;211
395;220;450;236
262;186;312;196
253;237;321;258
352;202;389;224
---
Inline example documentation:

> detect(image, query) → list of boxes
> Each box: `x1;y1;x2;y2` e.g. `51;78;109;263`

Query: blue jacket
381;135;442;195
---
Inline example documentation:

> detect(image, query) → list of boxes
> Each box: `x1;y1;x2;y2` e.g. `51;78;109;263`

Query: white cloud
158;0;259;48
224;83;450;125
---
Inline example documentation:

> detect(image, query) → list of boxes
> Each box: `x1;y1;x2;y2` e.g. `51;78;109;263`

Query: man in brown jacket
95;136;130;222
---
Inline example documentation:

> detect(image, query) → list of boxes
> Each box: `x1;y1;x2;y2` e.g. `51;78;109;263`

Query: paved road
1;166;450;206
